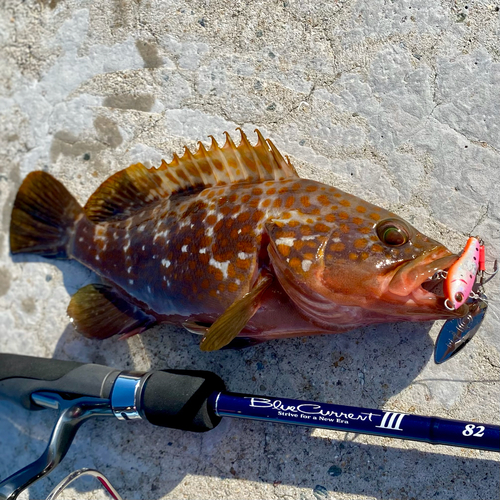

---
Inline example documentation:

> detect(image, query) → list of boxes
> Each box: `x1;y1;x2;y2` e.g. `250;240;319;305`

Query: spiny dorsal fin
84;129;298;223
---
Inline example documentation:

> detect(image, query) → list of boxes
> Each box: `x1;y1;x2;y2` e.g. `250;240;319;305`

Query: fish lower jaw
411;285;441;306
407;285;468;317
383;278;443;307
417;271;449;305
388;253;458;298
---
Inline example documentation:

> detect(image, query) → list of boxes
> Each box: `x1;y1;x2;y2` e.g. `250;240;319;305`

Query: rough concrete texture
0;0;499;499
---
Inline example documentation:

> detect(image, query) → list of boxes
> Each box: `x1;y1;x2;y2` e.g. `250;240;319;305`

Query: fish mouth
387;249;467;317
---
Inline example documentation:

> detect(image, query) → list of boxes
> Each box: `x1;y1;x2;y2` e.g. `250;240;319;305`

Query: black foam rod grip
140;369;226;432
0;354;121;410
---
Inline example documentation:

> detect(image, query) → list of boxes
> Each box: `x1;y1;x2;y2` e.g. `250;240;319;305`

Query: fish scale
10;129;467;350
78;179;387;315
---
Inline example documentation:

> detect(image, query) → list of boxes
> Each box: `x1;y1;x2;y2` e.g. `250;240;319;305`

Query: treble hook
479;259;498;285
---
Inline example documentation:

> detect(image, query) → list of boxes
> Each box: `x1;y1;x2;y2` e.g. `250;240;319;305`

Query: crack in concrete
285;83;316;120
469;202;490;235
134;113;164;143
428;101;500;156
481;353;500;370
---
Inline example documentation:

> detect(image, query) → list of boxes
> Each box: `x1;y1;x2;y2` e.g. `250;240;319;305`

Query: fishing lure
444;236;481;311
435;237;498;363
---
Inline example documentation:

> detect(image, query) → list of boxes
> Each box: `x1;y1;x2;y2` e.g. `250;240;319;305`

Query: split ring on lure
444;236;482;311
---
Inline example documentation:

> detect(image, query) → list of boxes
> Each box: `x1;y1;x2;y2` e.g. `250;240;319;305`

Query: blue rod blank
214;393;500;452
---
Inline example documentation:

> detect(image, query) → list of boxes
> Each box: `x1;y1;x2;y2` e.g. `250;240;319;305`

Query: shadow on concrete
7;255;497;500
15;317;489;499
52;315;436;407
10;254;100;295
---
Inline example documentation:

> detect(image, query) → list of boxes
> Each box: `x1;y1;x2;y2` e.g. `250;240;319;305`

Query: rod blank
213;393;500;453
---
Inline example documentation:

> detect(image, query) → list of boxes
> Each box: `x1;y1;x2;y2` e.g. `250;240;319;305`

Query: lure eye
376;219;410;247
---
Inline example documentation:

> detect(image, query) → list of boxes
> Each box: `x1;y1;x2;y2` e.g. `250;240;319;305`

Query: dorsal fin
85;129;298;223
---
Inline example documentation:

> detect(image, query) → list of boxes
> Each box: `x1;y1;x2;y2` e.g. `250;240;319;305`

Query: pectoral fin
200;273;273;352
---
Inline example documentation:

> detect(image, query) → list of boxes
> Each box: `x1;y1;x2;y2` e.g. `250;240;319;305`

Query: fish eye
376;219;410;247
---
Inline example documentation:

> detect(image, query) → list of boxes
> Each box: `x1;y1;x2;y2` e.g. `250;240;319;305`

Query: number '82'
462;424;485;437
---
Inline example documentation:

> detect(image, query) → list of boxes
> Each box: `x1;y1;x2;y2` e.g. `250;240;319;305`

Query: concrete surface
0;0;499;499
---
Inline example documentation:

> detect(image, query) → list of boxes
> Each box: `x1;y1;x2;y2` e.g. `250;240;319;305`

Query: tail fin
10;171;84;258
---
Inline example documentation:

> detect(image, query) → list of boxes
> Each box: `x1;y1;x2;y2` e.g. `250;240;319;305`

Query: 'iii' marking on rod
376;412;405;431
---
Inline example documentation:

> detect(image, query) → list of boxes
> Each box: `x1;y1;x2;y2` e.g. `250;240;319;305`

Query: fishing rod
0;353;498;500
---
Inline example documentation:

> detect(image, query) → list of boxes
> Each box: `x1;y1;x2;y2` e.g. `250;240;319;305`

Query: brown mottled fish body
10;130;466;350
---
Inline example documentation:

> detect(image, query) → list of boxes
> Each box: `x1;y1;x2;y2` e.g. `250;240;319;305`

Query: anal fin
200;273;273;352
67;284;156;339
182;321;210;336
183;322;264;349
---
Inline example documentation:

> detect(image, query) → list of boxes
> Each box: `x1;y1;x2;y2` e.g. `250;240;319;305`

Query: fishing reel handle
0;354;224;432
0;354;118;410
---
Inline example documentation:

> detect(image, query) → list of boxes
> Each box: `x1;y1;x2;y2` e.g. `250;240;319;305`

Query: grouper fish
10;129;467;351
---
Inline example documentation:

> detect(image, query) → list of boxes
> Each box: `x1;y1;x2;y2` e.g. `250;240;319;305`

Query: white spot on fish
154;229;169;241
238;252;251;260
302;235;317;241
138;224;146;232
331;237;341;243
161;259;171;268
276;237;295;247
127;266;132;274
237;229;242;234
206;226;214;237
129;279;134;285
302;259;312;272
209;258;229;279
200;248;207;254
95;255;100;261
147;285;151;293
79;237;84;242
181;245;188;252
142;245;146;251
